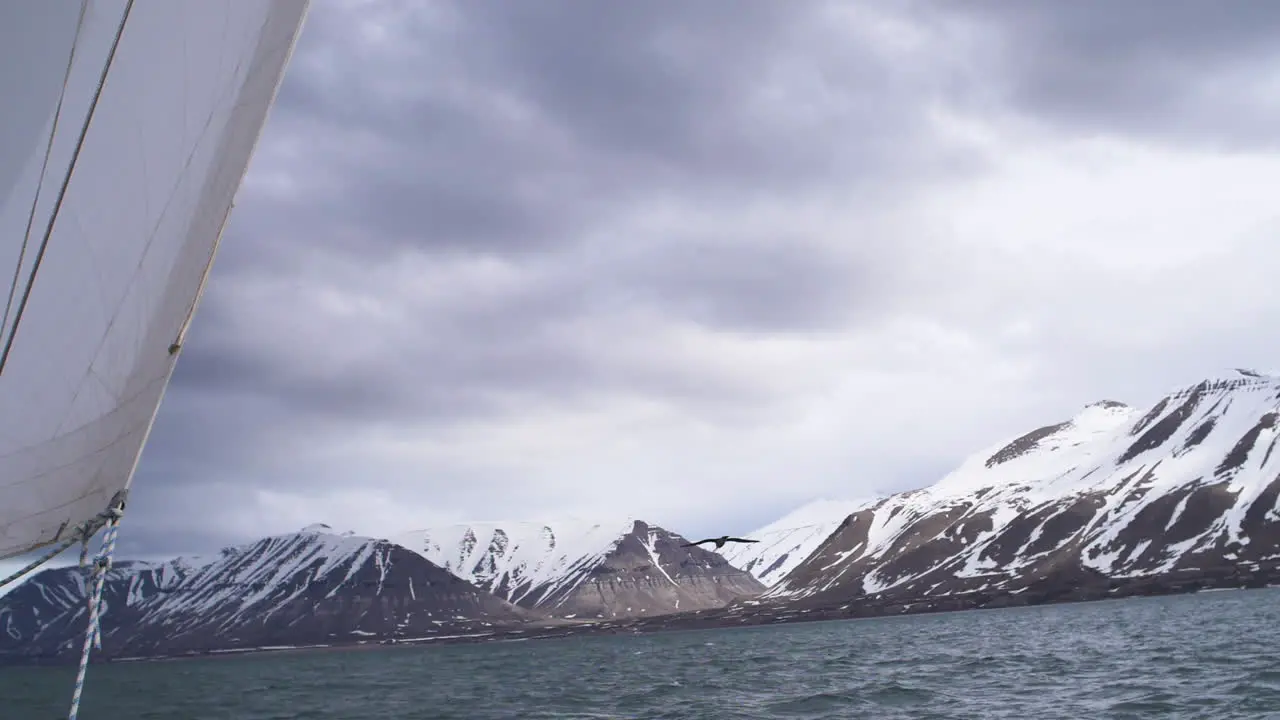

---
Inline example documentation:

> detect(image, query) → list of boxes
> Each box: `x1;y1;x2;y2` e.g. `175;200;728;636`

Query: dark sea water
7;588;1280;719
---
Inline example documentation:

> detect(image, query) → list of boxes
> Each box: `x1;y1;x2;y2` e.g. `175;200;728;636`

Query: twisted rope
66;501;125;720
0;487;129;592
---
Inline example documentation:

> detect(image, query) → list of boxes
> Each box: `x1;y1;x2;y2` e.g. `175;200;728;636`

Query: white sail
0;0;310;561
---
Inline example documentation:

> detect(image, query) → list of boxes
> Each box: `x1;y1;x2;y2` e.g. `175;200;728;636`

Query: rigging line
0;0;137;377
0;535;79;590
67;500;124;720
43;11;291;440
0;489;127;587
0;1;89;347
172;4;313;353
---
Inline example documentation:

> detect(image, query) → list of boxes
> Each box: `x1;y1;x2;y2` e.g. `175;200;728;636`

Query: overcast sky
11;0;1280;578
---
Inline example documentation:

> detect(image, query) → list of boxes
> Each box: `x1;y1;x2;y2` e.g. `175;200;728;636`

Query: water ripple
7;588;1280;719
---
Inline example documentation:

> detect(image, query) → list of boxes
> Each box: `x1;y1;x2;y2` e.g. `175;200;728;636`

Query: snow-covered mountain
718;499;877;586
0;525;532;661
15;370;1279;660
392;519;764;618
395;518;635;606
760;371;1280;609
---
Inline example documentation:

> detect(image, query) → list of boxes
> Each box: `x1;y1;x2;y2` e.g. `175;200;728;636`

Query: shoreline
5;568;1276;668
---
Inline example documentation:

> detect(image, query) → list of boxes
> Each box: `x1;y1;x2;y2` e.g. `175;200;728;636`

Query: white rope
0;490;127;592
67;501;125;720
0;535;79;590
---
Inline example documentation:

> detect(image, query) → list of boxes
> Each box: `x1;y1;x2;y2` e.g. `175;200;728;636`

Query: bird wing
682;539;714;547
725;537;759;543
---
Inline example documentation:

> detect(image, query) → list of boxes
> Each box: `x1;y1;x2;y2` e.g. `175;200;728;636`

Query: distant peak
757;498;878;533
1161;371;1280;401
1072;400;1136;425
297;523;353;536
1084;400;1129;410
980;400;1138;471
1230;368;1280;381
1197;368;1277;384
423;516;636;531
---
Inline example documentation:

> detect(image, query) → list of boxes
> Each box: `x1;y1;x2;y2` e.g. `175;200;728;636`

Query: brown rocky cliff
542;521;764;619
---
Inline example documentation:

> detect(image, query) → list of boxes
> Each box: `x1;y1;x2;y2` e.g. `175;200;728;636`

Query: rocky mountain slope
718;499;875;586
0;525;533;661
756;371;1280;611
392;519;764;618
12;370;1277;661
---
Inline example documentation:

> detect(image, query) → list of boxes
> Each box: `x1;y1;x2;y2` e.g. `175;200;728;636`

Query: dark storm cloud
460;0;831;177
228;0;946;264
925;0;1280;146
169;0;937;414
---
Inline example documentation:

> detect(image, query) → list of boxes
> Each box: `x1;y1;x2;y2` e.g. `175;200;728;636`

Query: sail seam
47;9;271;442
0;1;89;355
0;0;137;377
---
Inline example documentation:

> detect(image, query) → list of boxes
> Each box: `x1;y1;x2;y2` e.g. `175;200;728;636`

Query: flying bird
682;535;759;550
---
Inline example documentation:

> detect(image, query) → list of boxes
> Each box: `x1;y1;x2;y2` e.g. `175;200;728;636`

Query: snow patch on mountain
0;524;533;660
146;529;383;625
300;523;357;537
931;399;1138;496
718;499;877;586
391;517;637;607
764;372;1280;604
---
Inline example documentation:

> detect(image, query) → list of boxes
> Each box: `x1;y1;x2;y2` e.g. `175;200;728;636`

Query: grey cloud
169;0;935;421
168;256;840;431
235;0;948;264
462;0;821;173
113;493;247;560
608;236;881;333
116;1;1008;556
926;0;1280;146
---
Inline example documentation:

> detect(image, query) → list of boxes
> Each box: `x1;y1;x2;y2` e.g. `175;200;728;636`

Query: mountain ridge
0;525;535;662
392;518;763;618
753;369;1280;609
716;499;876;586
7;369;1280;661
